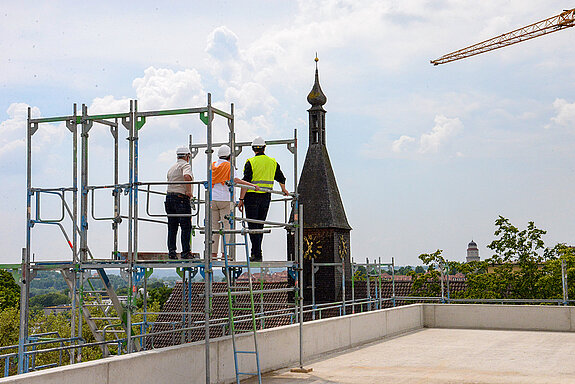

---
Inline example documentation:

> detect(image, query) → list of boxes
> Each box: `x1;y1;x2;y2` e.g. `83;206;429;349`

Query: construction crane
431;8;575;65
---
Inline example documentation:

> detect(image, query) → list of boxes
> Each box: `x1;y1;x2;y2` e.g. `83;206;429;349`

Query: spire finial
307;54;327;107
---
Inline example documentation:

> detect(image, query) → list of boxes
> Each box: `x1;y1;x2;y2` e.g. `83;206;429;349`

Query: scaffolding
11;94;305;383
310;257;346;320
350;257;395;312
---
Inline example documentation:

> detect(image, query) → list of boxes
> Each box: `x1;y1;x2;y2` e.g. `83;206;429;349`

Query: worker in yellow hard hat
238;137;289;262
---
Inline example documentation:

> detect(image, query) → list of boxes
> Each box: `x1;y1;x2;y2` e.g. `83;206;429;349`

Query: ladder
61;268;141;356
222;215;262;384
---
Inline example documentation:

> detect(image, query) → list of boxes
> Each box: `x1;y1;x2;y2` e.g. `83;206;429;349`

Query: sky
2;1;575;266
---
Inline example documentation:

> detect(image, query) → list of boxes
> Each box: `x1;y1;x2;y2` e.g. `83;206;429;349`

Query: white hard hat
251;136;266;147
176;146;191;155
218;145;231;157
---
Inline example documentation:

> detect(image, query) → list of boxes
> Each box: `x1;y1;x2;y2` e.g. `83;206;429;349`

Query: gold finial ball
315;56;319;62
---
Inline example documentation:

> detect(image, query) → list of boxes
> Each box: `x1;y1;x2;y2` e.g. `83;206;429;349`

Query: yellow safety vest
246;155;277;193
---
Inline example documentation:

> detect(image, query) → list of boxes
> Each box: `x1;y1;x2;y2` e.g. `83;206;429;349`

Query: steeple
287;57;352;305
298;56;350;230
307;56;327;146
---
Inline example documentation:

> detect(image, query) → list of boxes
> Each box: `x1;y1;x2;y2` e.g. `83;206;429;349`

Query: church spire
307;55;327;146
307;56;327;108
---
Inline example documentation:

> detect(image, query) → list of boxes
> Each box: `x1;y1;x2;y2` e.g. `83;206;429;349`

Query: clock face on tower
304;234;323;260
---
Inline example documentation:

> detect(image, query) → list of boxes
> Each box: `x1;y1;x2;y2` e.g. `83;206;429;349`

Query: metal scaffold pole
19;106;35;374
67;103;79;363
17;248;29;374
298;203;304;368
204;93;214;384
290;202;311;373
126;100;135;354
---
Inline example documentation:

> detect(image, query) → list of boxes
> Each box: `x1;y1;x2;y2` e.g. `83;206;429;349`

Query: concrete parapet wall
424;304;575;332
7;304;572;384
0;304;423;384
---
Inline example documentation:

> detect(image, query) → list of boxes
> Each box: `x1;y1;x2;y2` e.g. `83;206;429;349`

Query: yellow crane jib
431;8;575;66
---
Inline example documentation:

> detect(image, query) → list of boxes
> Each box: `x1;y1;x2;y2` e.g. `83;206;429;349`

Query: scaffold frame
14;93;305;383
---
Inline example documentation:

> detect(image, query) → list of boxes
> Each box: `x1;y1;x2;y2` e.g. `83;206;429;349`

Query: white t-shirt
166;159;193;194
212;158;236;201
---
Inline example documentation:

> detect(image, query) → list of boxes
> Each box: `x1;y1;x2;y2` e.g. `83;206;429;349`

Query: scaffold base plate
290;367;313;373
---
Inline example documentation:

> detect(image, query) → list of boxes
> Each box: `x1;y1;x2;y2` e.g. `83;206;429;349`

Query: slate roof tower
289;58;352;304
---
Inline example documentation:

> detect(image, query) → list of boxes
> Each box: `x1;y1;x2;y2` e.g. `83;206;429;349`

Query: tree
536;244;575;300
0;270;20;310
396;266;414;275
485;216;557;299
135;285;173;309
30;292;70;309
410;250;448;297
0;307;19;347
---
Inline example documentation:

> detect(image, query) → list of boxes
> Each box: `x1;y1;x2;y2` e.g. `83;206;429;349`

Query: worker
211;144;260;261
165;146;195;260
238;137;289;262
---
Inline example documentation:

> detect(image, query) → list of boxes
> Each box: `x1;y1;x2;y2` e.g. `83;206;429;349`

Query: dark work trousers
165;194;192;257
243;192;271;258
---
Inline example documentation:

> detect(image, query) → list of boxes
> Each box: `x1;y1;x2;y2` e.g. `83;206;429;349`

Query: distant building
466;240;480;262
43;304;72;316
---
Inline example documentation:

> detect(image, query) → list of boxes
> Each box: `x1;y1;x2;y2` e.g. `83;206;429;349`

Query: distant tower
466;240;480;262
288;57;352;304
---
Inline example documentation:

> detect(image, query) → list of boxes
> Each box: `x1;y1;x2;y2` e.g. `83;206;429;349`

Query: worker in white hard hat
238;137;289;262
210;144;260;261
165;146;195;259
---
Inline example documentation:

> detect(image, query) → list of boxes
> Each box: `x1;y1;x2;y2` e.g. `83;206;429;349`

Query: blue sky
2;1;575;266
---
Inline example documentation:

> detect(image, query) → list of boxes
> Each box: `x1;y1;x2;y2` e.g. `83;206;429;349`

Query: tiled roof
236;270;288;282
146;281;294;349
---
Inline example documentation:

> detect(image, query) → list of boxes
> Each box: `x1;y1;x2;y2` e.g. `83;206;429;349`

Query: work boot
181;251;193;260
168;252;178;260
249;254;262;262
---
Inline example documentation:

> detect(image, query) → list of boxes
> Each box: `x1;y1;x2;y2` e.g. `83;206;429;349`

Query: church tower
289;58;352;304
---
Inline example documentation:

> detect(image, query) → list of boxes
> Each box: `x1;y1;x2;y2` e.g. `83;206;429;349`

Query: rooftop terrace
2;303;574;384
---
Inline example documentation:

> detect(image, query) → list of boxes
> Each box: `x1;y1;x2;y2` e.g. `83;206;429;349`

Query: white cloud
419;115;463;154
0;103;40;159
203;26;281;141
89;95;130;115
392;135;416;153
133;67;206;110
546;98;575;129
362;114;464;159
206;26;240;62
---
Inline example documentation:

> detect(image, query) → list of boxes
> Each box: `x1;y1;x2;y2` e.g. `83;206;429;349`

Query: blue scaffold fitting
132;268;147;285
221;266;243;280
287;267;298;281
176;267;199;279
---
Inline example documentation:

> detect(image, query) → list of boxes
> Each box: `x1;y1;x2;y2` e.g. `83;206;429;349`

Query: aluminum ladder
221;216;262;384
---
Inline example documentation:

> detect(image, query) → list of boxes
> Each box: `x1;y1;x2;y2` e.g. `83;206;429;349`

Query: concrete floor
243;328;575;383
